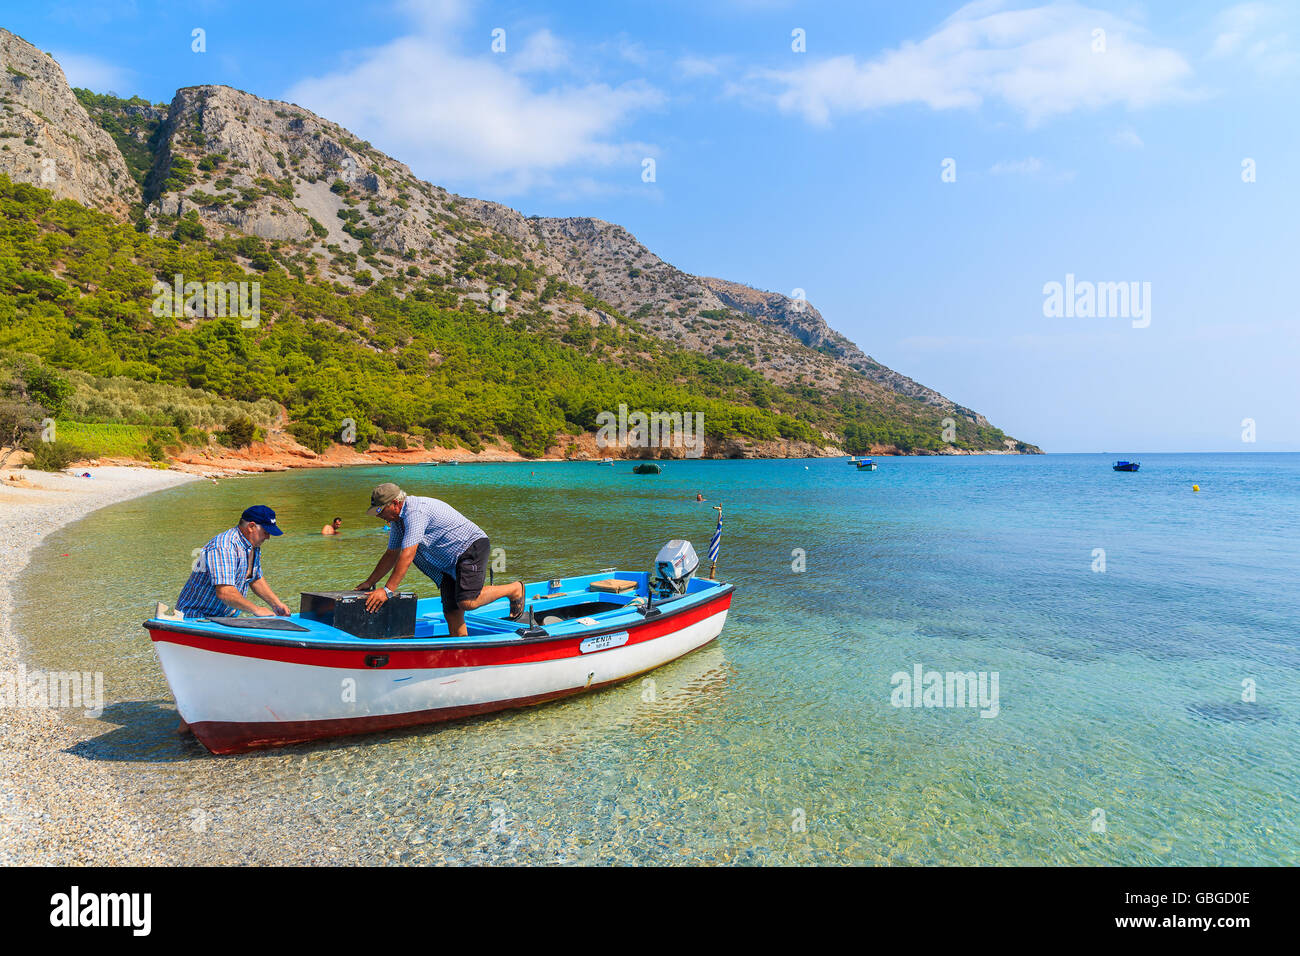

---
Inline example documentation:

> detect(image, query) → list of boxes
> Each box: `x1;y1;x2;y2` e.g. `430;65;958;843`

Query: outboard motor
652;539;698;599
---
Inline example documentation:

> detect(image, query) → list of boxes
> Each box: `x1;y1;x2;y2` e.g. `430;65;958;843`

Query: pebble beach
0;465;198;865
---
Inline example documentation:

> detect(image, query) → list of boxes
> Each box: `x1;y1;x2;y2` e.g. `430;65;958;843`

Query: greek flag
708;514;722;563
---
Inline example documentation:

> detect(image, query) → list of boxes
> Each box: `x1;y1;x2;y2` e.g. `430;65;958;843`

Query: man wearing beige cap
355;482;525;636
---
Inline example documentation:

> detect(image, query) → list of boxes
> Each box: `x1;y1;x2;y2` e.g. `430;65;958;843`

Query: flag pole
708;504;723;580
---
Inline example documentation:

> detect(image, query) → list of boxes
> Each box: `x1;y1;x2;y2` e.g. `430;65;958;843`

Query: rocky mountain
0;26;1037;455
0;29;137;215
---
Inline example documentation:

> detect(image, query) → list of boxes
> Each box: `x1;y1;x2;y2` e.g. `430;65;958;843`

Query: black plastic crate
299;590;418;640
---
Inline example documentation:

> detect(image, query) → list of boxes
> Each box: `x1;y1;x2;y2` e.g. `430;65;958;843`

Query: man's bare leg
460;580;526;616
445;583;524;637
445;607;468;638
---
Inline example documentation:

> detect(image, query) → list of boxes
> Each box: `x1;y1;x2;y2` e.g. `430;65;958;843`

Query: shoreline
82;444;1039;478
0;465;199;865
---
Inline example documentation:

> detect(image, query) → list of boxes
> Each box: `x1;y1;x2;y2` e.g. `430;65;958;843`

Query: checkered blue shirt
388;495;486;585
176;527;263;619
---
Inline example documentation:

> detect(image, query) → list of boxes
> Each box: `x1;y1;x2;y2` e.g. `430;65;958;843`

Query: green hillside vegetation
0;175;1009;458
57;421;179;462
61;367;280;430
71;89;168;189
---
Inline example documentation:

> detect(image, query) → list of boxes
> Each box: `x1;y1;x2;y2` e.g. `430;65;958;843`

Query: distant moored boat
1113;460;1140;472
856;459;878;471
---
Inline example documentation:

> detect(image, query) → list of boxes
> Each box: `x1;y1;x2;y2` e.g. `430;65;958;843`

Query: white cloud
676;55;724;78
610;35;650;66
1209;3;1297;76
511;29;570;73
49;50;131;93
742;1;1195;126
285;33;662;194
1209;3;1267;58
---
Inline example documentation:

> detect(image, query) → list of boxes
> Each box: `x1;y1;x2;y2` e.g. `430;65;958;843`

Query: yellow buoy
1193;484;1200;492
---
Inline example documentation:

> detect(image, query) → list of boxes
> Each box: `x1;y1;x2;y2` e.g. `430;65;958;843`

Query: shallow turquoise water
15;454;1300;864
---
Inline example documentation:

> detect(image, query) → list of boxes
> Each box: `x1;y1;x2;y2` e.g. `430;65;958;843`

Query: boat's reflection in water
251;642;739;864
513;640;733;739
367;638;734;758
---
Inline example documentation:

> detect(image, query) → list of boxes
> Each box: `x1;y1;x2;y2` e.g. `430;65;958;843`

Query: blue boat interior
149;571;728;646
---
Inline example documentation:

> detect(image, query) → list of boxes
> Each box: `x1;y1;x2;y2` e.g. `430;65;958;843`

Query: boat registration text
580;631;630;654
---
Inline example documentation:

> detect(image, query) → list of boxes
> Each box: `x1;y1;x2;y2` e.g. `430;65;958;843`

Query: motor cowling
652;539;698;598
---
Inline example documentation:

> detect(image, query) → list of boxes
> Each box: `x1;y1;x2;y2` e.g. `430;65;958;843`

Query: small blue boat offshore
1113;460;1140;472
856;459;878;471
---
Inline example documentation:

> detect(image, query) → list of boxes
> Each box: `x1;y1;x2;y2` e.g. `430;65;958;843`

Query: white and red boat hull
150;590;731;754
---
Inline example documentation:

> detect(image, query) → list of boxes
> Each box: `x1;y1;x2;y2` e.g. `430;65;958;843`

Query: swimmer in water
322;517;342;535
695;492;705;501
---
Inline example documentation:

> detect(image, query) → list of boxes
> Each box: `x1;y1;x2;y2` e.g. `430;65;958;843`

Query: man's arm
386;545;418;590
214;584;274;616
205;539;273;616
356;549;399;590
363;545;419;612
250;577;291;616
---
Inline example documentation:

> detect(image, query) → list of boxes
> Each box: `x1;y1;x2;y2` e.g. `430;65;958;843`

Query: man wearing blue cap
175;505;292;619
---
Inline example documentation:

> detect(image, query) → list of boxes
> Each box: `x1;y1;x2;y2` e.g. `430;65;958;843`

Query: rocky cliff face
0;28;138;215
699;276;991;425
135;85;561;287
0;27;1037;453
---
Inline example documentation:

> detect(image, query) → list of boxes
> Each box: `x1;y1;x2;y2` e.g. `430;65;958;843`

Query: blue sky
9;0;1299;451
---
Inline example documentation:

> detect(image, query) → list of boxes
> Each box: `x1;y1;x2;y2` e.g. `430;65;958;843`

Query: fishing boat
856;459;878;471
597;457;614;466
1112;460;1140;472
145;541;732;755
632;462;662;474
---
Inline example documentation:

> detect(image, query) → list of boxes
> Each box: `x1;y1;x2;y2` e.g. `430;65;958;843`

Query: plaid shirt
176;527;263;619
388;495;486;586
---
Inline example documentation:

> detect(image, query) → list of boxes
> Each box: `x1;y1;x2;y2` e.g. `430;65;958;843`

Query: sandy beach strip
0;465;200;865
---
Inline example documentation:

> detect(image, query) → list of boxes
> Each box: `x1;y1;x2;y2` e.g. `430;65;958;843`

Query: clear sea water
14;454;1300;864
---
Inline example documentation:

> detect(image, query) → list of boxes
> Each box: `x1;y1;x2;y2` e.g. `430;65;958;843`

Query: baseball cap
241;505;284;536
367;482;403;516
